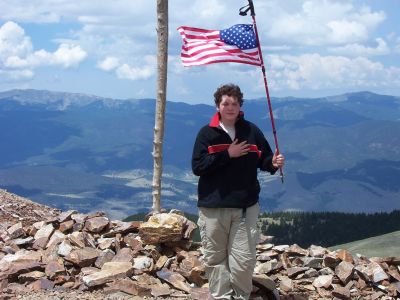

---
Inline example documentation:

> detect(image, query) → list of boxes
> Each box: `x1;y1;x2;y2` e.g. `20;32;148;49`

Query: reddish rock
285;244;308;256
84;216;110;233
59;220;74;233
156;268;191;293
111;247;134;263
105;278;151;296
95;249;115;268
7;222;24;239
313;274;333;289
57;210;78;223
336;249;354;264
82;262;134;287
33;223;54;241
308;245;327;257
68;231;86;248
45;260;65;280
287;267;309;278
332;286;351;299
18;270;45;283
335;261;354;284
64;247;100;267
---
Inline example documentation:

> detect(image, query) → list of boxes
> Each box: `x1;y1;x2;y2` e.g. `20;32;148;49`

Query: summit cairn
1;189;400;299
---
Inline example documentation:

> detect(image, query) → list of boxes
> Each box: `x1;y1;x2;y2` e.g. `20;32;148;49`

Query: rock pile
254;243;400;299
0;190;399;299
0;189;60;230
0;209;210;299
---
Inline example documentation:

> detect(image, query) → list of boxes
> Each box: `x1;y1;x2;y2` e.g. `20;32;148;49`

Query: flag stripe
177;25;261;67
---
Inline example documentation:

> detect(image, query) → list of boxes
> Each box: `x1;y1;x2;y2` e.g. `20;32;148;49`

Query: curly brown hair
213;84;244;107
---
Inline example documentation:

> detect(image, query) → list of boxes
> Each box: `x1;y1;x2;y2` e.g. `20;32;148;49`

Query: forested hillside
260;210;400;247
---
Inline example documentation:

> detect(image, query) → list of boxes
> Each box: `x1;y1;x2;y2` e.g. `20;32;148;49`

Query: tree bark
152;0;168;213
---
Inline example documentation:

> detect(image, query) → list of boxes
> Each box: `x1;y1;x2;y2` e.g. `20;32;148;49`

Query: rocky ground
1;189;400;300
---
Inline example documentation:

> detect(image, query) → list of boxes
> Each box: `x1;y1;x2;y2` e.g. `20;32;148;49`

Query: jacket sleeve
191;128;230;176
255;127;278;174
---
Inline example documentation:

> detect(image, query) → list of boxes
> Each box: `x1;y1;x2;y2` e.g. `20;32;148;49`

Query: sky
0;0;399;104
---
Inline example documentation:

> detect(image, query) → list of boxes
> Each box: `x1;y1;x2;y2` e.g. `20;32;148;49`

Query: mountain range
0;89;399;219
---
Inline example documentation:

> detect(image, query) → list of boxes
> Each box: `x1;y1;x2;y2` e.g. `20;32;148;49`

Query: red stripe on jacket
208;144;262;158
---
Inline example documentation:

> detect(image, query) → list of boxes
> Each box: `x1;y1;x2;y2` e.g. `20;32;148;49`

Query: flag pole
240;0;284;183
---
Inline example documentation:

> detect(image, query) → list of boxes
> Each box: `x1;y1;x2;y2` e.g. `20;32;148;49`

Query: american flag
177;24;261;67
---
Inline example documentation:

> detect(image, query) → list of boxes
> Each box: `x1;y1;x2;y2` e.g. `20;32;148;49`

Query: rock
58;210;78;223
7;222;24;239
190;287;210;300
323;253;339;268
29;278;55;290
33;237;48;250
57;240;73;257
82;261;134;287
139;213;185;244
59;220;74;233
112;247;134;263
0;249;42;272
97;237;114;250
101;221;140;238
133;255;153;271
273;245;290;252
18;270;45;283
64;247;100;267
1;262;43;281
46;230;65;249
332;286;351;299
45;259;65;280
105;278;152;296
12;236;34;246
95;249;115;268
68;231;86;248
335;261;354;284
371;262;389;283
336;249;354;264
313;274;333;288
33;223;54;241
286;244;308;256
301;257;323;269
123;234;144;253
304;268;318;278
252;273;276;291
84;216;110;233
309;245;327;257
280;276;293;292
156;268;191;293
154;255;169;271
255;260;282;274
150;283;171;297
287;267;309;278
178;255;206;287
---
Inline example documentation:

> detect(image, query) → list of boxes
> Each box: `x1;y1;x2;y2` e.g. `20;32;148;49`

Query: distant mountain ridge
0;89;399;219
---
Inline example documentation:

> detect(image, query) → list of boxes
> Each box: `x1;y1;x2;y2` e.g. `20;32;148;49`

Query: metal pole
247;0;284;182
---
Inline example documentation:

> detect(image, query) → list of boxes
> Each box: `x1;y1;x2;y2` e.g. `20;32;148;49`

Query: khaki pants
198;203;260;300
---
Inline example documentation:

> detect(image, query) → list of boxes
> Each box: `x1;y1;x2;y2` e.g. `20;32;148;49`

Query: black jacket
192;112;277;208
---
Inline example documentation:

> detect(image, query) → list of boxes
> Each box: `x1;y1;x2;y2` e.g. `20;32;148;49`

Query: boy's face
218;95;240;124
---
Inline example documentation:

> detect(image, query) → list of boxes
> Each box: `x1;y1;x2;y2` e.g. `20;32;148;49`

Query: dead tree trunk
152;0;168;213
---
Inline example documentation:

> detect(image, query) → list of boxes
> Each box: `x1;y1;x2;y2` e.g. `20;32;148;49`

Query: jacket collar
209;111;245;128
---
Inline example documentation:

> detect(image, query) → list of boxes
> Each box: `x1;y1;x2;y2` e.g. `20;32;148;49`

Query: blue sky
0;0;399;104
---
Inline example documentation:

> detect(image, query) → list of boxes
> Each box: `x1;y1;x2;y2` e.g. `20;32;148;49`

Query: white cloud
266;53;400;91
265;0;386;46
116;64;153;80
0;21;87;80
97;56;120;71
329;38;390;57
96;55;155;81
0;21;32;60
